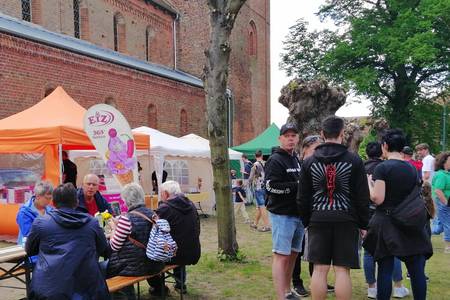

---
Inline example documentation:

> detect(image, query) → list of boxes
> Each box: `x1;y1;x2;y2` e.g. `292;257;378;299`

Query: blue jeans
377;255;426;300
436;200;450;242
363;250;402;285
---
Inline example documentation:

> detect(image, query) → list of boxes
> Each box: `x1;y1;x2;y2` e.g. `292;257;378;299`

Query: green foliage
408;101;449;154
358;129;377;160
280;0;450;133
217;249;247;262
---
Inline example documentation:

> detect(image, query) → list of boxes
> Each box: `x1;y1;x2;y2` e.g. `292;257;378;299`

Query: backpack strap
128;210;156;225
126;210;157;249
128;236;146;249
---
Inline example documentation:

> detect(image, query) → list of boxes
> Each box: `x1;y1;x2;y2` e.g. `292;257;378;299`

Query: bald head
83;174;99;199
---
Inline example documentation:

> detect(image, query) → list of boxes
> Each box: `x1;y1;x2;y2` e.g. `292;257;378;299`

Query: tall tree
280;0;450;131
204;0;247;257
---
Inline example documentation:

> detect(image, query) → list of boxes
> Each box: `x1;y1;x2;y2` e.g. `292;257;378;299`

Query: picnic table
146;192;210;216
0;245;30;297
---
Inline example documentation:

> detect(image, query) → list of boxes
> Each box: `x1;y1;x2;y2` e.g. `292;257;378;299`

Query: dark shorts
306;222;360;269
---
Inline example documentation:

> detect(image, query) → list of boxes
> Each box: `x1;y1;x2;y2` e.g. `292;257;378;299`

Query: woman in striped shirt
105;183;164;297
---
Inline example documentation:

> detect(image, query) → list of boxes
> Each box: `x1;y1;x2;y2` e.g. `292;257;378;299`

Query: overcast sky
270;0;371;126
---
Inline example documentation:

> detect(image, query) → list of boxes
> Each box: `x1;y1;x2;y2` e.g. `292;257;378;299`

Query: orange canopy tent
0;87;149;235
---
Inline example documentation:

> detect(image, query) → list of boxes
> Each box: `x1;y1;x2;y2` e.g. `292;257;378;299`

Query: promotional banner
83;104;138;189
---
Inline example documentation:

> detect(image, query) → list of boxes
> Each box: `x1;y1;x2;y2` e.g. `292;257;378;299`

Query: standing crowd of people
237;116;448;300
9;115;449;299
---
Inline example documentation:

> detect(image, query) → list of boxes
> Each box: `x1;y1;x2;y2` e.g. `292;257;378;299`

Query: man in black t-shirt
298;116;370;299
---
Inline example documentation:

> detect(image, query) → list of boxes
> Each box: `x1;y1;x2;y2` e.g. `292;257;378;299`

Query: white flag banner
83;104;137;187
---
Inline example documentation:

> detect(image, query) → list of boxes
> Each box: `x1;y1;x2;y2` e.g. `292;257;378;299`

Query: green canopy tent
232;123;280;159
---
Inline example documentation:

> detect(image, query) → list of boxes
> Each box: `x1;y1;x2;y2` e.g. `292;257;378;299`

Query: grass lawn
171;206;450;300
1;205;449;299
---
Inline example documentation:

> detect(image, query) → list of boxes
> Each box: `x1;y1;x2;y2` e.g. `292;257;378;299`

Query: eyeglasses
302;135;322;148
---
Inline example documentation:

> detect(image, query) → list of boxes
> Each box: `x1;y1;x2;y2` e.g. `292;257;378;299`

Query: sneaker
292;285;309;297
258;226;271;232
250;223;258;229
367;287;377;299
244;219;251;224
285;291;301;300
393;286;409;298
327;284;335;293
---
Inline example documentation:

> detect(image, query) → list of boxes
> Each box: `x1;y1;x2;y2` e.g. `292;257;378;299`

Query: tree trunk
204;0;247;257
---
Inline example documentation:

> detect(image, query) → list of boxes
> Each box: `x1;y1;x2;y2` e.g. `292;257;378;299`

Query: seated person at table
106;182;164;280
16;181;53;248
25;183;110;300
77;173;112;216
149;180;201;295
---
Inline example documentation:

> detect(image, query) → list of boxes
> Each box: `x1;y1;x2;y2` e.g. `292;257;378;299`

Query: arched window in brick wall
180;109;188;136
21;0;31;21
79;0;89;40
104;96;118;109
147;104;157;129
145;26;152;61
73;0;80;38
248;21;257;56
44;86;55;97
113;13;126;52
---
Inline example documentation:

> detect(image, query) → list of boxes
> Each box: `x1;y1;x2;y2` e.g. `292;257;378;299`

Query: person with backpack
106;183;164;298
248;150;271;231
147;180;201;295
364;129;433;300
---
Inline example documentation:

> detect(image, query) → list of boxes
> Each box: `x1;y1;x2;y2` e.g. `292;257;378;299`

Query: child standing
232;180;251;223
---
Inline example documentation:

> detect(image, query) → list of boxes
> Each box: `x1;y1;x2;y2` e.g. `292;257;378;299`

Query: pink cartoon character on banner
106;128;136;186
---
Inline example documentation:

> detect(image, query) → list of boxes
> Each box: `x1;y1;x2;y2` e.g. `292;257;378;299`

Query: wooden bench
107;264;183;299
0;266;27;279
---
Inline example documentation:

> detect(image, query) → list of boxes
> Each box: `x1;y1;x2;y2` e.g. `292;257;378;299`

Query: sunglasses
302;135;322;148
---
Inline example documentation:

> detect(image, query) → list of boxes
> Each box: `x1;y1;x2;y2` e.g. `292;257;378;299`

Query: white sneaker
393;286;410;298
367;287;377;299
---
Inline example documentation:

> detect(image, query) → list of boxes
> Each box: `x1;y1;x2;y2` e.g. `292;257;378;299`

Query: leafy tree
204;0;247;258
280;0;450;132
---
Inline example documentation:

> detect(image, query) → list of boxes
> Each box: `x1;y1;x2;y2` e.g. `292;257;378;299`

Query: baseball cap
280;123;299;135
402;146;413;156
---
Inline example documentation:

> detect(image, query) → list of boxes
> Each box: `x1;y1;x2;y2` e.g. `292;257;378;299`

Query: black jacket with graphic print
297;143;370;229
265;147;301;216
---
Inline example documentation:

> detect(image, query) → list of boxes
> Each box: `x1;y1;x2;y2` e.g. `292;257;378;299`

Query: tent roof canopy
0;87;149;149
231;123;280;158
180;133;243;160
133;126;209;158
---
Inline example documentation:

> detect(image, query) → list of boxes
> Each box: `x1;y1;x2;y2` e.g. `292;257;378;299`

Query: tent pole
58;144;63;184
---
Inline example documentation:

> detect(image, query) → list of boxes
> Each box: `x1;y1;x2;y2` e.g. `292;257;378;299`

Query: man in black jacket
265;123;303;300
298;115;370;300
149;180;201;295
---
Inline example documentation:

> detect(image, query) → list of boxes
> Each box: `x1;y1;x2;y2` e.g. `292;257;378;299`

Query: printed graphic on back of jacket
311;161;352;211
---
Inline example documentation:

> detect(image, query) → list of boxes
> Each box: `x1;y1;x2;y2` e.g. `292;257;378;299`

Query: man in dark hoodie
265;123;303;300
25;183;111;300
149;180;201;295
298;115;369;300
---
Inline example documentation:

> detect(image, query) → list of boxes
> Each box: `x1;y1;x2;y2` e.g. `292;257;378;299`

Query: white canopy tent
132;127;211;199
180;133;243;160
69;128;243;214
